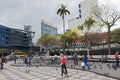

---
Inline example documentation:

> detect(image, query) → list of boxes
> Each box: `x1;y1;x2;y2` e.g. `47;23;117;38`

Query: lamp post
28;31;35;55
87;48;90;58
24;25;35;55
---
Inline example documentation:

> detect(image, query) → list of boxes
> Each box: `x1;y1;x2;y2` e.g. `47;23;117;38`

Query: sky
0;0;120;43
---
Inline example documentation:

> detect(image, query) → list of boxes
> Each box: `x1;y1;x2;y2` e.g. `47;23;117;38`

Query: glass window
79;15;81;18
79;4;81;8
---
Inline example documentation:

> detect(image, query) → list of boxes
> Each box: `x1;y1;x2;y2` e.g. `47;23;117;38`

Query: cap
60;53;63;56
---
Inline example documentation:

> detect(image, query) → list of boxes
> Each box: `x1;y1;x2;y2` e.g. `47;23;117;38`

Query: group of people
1;51;119;76
60;53;90;77
60;51;120;77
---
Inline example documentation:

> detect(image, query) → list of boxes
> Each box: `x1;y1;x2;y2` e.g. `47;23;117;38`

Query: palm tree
57;4;70;33
78;17;96;43
78;17;96;56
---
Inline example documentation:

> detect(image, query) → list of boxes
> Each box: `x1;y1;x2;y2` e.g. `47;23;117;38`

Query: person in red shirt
114;51;119;67
60;54;68;76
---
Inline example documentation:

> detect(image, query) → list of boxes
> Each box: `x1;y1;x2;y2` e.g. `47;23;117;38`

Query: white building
68;0;98;29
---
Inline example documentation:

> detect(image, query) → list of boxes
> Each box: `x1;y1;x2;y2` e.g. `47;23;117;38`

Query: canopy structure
11;50;28;56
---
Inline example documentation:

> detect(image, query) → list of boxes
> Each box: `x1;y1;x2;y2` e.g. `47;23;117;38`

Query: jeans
61;64;67;76
84;62;90;69
1;63;3;69
116;58;119;67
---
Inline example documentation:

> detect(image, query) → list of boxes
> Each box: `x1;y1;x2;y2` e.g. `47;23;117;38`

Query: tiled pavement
0;63;117;80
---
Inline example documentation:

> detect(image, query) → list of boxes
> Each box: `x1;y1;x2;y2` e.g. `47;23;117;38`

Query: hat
60;53;63;56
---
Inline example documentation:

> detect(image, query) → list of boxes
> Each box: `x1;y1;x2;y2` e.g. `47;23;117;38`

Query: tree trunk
108;26;111;55
63;17;65;33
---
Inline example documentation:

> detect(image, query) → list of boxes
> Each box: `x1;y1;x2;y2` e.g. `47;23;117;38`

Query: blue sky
0;0;119;43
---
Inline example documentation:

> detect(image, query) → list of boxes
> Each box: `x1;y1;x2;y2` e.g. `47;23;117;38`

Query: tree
78;17;96;56
92;5;120;55
36;34;58;52
111;28;120;42
58;28;80;54
0;48;7;56
57;4;70;33
78;17;96;44
65;28;80;51
57;33;67;54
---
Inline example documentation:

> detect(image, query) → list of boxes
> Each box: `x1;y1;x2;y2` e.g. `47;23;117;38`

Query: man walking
0;56;5;69
83;54;90;70
60;54;68;77
0;56;2;69
114;51;119;67
73;52;78;65
13;55;17;64
23;55;30;73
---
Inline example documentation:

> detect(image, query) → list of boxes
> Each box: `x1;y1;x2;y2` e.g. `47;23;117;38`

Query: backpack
24;57;28;64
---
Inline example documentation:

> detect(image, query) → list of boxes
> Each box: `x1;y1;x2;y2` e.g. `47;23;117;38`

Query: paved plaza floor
0;62;117;80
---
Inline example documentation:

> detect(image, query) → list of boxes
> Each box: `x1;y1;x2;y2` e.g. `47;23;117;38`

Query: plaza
0;0;120;80
0;60;118;80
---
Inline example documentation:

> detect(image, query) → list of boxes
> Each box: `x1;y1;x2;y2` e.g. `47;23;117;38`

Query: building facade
41;19;57;36
68;0;98;29
0;25;29;51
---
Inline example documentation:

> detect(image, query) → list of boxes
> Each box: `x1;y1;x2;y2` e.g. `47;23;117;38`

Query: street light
28;31;35;55
24;25;35;55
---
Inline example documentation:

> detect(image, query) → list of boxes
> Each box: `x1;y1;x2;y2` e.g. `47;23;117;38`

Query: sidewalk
10;58;120;79
0;61;117;80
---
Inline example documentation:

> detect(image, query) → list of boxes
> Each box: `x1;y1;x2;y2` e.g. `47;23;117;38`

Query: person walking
83;54;90;70
0;56;2;70
60;54;68;77
73;52;78;65
39;56;44;65
23;55;30;73
1;56;5;69
114;51;119;67
13;55;17;64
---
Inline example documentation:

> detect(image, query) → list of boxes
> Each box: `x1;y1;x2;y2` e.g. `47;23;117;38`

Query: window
79;9;81;13
79;15;81;18
79;4;81;8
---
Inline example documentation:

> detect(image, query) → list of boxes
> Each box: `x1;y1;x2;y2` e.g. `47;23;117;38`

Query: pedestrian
54;55;58;65
39;56;44;65
83;54;90;70
114;51;119;67
73;52;78;65
60;53;68;77
23;55;30;73
0;56;2;69
13;55;17;64
1;56;5;69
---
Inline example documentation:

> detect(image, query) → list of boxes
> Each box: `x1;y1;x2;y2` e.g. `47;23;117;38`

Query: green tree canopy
111;28;120;42
0;48;7;56
36;33;58;50
78;17;96;43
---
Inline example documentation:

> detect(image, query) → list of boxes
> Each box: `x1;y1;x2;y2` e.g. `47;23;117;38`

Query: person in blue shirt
23;55;30;72
83;54;90;70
